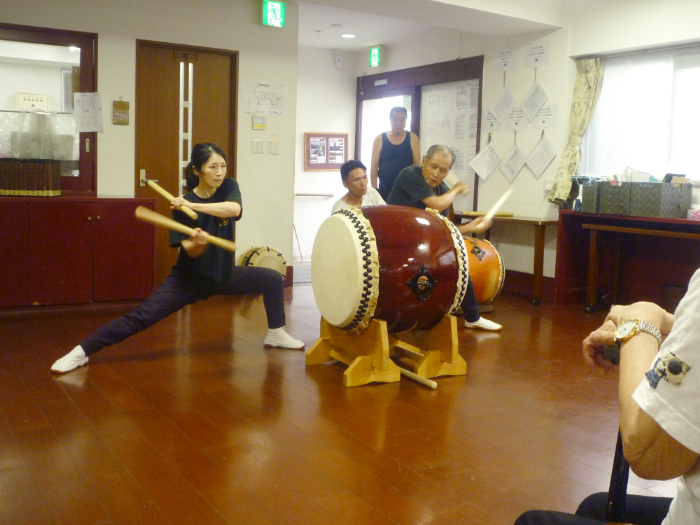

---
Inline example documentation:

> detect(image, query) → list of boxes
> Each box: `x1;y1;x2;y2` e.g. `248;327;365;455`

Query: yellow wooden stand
306;315;466;387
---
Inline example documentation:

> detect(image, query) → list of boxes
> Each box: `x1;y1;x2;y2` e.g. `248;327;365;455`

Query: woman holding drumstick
51;142;303;374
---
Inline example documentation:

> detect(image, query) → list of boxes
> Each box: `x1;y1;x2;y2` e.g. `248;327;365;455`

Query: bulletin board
420;79;480;211
304;132;348;171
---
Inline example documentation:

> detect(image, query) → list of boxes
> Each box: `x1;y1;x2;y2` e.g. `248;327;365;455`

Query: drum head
239;246;287;278
311;210;379;332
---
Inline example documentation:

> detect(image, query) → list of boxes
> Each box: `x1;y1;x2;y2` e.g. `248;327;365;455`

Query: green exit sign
369;46;381;68
262;0;285;27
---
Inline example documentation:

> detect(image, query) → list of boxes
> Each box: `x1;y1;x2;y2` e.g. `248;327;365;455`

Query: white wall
294;46;359;261
1;0;300;264
568;0;700;57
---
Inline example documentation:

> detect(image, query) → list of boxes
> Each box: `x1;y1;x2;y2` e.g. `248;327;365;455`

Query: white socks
51;345;88;374
263;327;305;349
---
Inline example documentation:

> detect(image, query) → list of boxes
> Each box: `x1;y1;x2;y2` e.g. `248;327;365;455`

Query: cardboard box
599;181;630;215
629;182;692;218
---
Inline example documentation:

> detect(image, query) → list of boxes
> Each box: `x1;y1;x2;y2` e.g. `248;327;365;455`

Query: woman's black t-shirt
169;178;242;286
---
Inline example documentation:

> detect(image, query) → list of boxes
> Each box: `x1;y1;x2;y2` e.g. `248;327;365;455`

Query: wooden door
135;42;237;286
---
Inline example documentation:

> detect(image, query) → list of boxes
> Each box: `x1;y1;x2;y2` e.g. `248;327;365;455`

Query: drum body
239;246;287;279
462;237;505;304
311;205;469;334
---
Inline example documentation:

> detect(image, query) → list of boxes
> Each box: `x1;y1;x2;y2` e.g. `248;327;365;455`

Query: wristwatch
614;319;662;347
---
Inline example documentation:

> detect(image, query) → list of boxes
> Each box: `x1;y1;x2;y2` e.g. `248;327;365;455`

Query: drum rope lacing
426;209;470;315
335;208;379;333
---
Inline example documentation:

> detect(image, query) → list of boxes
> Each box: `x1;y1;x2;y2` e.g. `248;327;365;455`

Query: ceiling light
341;34;355;39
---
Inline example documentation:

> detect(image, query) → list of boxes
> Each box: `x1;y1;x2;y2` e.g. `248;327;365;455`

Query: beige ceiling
297;0;563;50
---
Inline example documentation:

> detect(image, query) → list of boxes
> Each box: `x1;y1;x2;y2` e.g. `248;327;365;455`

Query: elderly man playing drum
387;144;501;331
332;160;385;213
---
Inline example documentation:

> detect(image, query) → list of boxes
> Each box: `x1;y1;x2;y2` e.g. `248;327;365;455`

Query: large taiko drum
462;236;505;304
239;246;287;279
311;205;469;334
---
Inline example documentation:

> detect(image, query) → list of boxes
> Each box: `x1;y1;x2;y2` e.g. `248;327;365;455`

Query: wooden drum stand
305;315;466;388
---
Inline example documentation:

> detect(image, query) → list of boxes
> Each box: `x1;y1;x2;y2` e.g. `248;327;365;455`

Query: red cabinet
1;198;156;308
0;202;29;308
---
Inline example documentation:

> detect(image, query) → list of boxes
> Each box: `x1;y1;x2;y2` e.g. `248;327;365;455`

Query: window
0;23;97;194
581;47;700;181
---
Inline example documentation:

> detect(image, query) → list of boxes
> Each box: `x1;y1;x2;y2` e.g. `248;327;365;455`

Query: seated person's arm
457;216;492;235
421;183;466;213
609;303;697;480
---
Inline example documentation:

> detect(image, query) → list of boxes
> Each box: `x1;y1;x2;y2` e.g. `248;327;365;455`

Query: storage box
581;182;600;213
0;158;61;196
629;182;692;218
599;181;630;215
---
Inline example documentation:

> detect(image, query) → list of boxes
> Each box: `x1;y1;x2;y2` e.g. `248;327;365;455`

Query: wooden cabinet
0;202;29;308
1;198;156;308
555;210;700;308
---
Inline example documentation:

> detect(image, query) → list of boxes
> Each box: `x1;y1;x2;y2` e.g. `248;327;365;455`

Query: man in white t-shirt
515;271;700;525
331;160;385;214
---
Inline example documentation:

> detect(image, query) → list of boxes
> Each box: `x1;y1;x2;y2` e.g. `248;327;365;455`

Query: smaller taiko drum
239;246;287;279
462;237;505;304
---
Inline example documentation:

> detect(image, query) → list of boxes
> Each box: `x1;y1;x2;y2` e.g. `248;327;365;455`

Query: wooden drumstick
146;180;198;220
399;368;438;389
469;187;514;234
445;172;469;194
483;187;514;223
134;206;236;252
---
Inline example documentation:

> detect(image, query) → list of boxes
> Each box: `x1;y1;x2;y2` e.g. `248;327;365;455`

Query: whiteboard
420;79;479;212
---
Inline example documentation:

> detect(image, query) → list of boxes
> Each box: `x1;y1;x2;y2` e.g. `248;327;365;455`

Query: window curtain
548;58;605;205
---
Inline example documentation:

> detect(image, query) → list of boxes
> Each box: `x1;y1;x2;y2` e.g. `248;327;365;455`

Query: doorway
134;41;237;286
359;95;413;166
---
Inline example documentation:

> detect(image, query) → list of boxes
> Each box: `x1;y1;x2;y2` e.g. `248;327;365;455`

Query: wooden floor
0;286;677;525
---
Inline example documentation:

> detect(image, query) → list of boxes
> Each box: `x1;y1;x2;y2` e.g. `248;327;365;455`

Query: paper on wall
526;133;558;179
500;144;527;183
469;142;501;182
531;103;558;129
506;107;529;130
522;81;549;122
74;93;103;133
490;86;517;124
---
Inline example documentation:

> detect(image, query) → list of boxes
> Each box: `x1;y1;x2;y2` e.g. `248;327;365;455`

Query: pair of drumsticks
135;180;236;252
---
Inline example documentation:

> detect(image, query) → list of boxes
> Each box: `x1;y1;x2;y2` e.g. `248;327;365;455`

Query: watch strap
637;319;662;346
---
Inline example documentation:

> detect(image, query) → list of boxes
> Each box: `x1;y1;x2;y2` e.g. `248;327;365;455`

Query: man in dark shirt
387;144;502;331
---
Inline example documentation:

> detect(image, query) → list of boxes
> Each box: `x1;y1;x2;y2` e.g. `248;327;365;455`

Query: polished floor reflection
0;286;676;524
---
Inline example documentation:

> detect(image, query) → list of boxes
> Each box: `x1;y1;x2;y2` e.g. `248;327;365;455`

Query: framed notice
304;132;347;171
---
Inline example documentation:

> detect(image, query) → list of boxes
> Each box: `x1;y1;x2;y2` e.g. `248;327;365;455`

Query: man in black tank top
370;106;421;201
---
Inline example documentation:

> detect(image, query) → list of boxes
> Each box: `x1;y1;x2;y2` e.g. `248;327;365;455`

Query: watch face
616;320;637;339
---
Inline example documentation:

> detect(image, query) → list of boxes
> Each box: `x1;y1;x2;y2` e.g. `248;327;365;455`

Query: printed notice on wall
308;137;326;164
526;133;558;179
531;103;558;129
500;144;527;183
521;81;549;122
495;49;517;72
74;93;104;133
490;86;517;124
506;107;529;130
242;79;287;116
525;41;550;68
469;142;501;182
482;110;503;132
